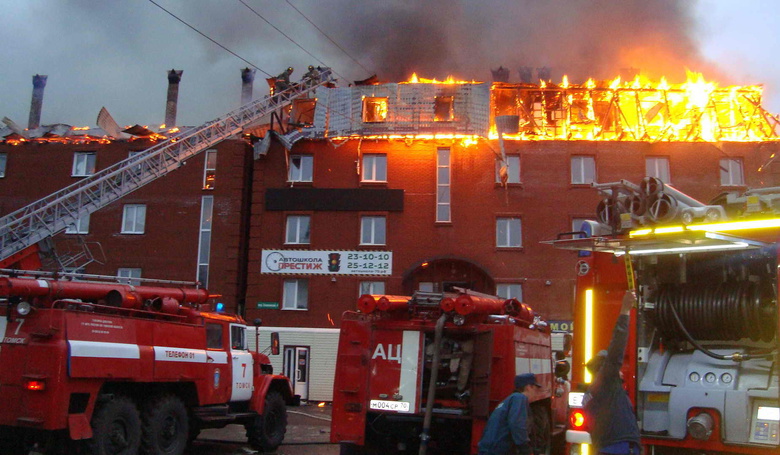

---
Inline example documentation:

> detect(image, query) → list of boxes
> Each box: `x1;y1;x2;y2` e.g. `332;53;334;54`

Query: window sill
496;247;524;252
359;181;388;186
494;182;523;188
281;308;309;311
358;244;387;248
569;184;593;188
71;174;94;178
287;181;314;187
283;243;311;247
120;232;145;235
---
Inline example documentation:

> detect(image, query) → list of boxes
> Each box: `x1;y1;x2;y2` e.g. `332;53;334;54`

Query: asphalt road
192;403;338;454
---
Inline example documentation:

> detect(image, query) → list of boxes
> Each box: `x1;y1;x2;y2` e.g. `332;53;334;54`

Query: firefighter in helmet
274;67;294;93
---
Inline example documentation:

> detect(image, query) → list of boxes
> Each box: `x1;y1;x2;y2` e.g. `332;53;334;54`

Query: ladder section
0;68;333;263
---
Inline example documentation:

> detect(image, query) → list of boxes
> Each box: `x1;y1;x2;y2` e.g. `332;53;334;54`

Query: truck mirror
271;332;280;356
253;318;262;327
555;359;571;378
562;333;572;356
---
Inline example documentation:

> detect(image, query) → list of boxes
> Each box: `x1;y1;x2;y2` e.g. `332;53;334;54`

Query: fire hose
654;282;777;360
419;313;447;455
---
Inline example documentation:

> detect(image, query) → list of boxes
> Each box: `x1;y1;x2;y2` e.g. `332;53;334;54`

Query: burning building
2;70;780;401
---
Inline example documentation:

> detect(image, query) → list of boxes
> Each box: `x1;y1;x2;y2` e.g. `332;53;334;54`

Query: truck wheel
140;394;189;455
86;395;142;455
245;390;287;451
530;404;552;455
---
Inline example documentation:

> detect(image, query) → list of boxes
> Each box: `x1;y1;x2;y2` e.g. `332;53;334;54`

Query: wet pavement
192;402;338;454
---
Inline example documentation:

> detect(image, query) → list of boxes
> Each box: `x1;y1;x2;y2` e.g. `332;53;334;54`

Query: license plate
369;400;410;412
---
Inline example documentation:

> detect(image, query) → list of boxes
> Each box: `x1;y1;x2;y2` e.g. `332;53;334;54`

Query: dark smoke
309;0;716;84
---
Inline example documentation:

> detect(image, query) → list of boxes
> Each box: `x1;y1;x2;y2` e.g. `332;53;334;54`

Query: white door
284;346;310;400
230;324;253;402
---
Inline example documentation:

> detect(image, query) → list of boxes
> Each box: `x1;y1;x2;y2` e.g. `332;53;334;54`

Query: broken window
290;98;317;126
434;96;454;122
363;97;388;123
493;88;519;117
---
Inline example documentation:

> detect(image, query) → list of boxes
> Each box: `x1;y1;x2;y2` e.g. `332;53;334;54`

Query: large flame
403;73;479;85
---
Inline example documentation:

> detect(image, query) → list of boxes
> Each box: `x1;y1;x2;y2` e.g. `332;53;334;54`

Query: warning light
216;303;225;312
570;410;587;430
25;380;46;391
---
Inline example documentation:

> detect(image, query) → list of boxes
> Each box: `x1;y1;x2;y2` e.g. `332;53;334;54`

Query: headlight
16;301;32;316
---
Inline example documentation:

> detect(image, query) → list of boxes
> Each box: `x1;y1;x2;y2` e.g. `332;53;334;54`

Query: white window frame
283;278;309;310
496;217;522;248
437;148;451;222
646;156;670;183
72;152;96;177
362;154;387;182
571;155;595;184
285;215;311;245
203;149;217;190
65;213;90;234
117;268;142;286
497;283;523;301
720;158;744;186
288;155;313;182
496;155;521;184
359;281;385;296
196;196;213;287
121;204;146;234
0;152;6;178
128;150;144;173
360;216;386;246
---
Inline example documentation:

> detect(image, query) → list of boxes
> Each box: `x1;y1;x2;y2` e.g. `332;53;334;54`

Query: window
72;152;96;177
363;97;388;122
0;153;6;178
231;325;246;350
496;217;522;248
496;155;520;184
360;281;385;296
434;96;454;122
290;98;317;126
206;323;223;349
361;216;386;245
128;151;144;173
117;268;142;286
362;154;387;182
646;156;670;183
288;155;313;182
65;213;90;234
121;204;146;234
720;158;744;186
437;148;451;222
418;282;435;292
197;196;213;287
285;215;311;244
283;279;309;310
203;149;217;190
571;155;595;184
497;283;523;301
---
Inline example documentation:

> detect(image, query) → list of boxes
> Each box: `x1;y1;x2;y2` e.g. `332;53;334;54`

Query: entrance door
284;346;310;400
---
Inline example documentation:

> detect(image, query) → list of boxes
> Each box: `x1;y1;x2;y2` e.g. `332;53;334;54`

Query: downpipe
419;313;448;455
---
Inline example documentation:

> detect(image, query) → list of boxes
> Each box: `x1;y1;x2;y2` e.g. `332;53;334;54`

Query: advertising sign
261;250;392;276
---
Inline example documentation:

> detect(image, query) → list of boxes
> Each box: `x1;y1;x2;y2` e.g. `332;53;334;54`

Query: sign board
256;301;279;309
261;250;392;276
548;320;574;333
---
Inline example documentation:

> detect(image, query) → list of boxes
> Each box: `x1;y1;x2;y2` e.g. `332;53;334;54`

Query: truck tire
530;404;552;455
86;395;142;455
140;394;189;455
245;390;287;451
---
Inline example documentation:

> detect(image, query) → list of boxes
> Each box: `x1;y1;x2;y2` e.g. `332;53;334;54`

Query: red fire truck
548;179;780;455
331;290;570;454
0;271;297;455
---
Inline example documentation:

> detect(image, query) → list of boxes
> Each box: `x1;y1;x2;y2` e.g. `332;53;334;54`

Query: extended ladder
0;68;333;263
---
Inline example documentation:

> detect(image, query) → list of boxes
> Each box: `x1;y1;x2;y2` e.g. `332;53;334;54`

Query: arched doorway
401;257;495;295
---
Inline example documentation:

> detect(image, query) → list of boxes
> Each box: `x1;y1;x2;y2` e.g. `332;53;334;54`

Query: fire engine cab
331;290;569;454
548;178;780;455
0;271;297;455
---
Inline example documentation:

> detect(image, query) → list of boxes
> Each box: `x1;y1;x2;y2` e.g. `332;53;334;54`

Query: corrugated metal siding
249;327;340;402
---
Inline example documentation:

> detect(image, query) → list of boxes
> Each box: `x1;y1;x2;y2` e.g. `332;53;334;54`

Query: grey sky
1;0;778;128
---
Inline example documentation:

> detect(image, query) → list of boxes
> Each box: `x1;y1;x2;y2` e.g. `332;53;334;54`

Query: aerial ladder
0;68;334;267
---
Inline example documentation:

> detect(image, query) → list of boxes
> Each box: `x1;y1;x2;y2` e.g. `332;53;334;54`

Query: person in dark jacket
477;373;541;455
583;290;641;454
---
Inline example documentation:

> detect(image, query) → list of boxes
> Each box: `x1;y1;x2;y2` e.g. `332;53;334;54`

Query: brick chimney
241;68;256;105
164;69;183;127
28;74;48;129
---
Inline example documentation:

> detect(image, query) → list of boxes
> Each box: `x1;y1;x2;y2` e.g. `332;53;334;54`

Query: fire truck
0;271;297;455
548;178;780;455
330;290;570;454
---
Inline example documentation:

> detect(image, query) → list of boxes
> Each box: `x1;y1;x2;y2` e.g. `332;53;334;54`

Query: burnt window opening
363;97;388;123
203;149;217;190
434;96;454;122
290;98;317;126
493;88;519;118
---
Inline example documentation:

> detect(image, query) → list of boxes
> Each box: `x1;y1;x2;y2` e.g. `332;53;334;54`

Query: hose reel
654;282;777;343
